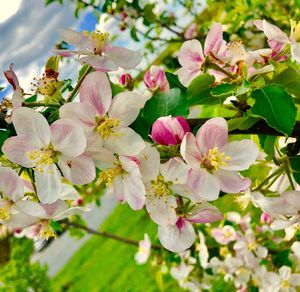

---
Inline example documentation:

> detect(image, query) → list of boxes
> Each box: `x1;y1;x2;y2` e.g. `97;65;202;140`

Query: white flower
134;233;151;265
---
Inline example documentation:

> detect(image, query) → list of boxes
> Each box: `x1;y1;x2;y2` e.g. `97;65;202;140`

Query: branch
21;102;60;108
187;119;300;137
65;221;161;250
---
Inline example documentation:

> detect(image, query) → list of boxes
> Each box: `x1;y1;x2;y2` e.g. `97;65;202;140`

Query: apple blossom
211;225;237;245
59;71;146;156
271;266;300;292
119;73;133;88
180;117;258;202
2;107;95;204
144;66;169;93
57;29;142;71
184;23;197;39
134;233;151;265
151;116;190;146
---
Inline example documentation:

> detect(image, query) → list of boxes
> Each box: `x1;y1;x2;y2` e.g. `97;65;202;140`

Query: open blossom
271;266;300;292
2;107;95;204
60;71;146;156
180;117;258;202
4;63;23;109
134;233;151;265
0;167;24;221
151;116;190;146
177;23;227;86
7;200;86;239
57;29;142;71
254;19;300;63
211;225;237;245
144;66;169;93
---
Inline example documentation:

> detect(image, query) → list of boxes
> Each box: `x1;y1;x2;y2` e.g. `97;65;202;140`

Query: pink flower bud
184;23;197;39
4;63;19;90
151;116;190;146
144;66;169;93
119;73;133;87
260;212;272;224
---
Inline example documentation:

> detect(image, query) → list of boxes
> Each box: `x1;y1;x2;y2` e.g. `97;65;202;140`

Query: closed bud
144;66;169;93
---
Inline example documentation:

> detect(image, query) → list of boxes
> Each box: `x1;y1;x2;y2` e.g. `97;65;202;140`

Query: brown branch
187;119;300;137
65;221;161;250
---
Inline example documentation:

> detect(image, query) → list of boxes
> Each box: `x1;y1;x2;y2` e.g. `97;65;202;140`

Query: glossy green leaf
291;156;300;184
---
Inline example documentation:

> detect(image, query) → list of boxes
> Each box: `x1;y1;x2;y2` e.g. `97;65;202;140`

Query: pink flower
260;212;272;224
184;23;197;39
254;19;300;63
211;225;237;245
144;66;169;93
57;29;142;71
177;23;227;86
4;63;23;109
119;73;133;87
60;71;146;156
151;116;190;146
2;107;95;204
180;117;258;202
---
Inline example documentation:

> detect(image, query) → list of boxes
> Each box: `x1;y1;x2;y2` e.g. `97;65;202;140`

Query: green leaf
272;67;300;99
0;87;4;92
143;4;156;25
165;72;186;90
130;27;139;42
130;110;151;141
291;156;300;184
258;135;277;160
211;83;236;97
110;82;125;96
186;74;216;105
251;85;297;136
45;55;61;72
227;116;259;131
143;88;189;124
0;130;9;155
25;94;37;103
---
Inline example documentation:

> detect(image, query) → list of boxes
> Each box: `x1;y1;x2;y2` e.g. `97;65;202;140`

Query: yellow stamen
99;163;123;186
247;241;257;251
39;221;57;240
26;145;56;172
281;280;291;289
290;20;300;41
84;30;110;55
151;175;172;197
96;117;121;139
0;202;12;221
202;147;231;171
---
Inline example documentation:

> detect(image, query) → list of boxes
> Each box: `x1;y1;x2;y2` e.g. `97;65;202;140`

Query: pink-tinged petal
35;164;62;204
204;23;223;56
80;71;112;117
0;167;24;201
176;116;190;133
187;168;220;201
151;119;177;145
108;92;147;126
119;155;142;177
42;200;69;218
2;135;38;168
177;67;201;87
112;175;124;202
4;63;19;90
12;107;50;148
58;154;96;185
260;20;289;43
50;119;87;157
59;28;90;48
6;213;38;229
158;218;196;252
221;140;258;171
270;218;295;230
104;127;145;155
146;195;177;225
60;184;80;200
80;55;119;72
12;88;23;110
196;117;228;154
15;201;49;218
178;40;204;69
215;169;250;193
123;174;146;210
160;157;189;184
59;102;96;132
53;206;87;221
105;46;142;70
291;42;300;63
186;203;223;223
180;132;202;169
289;275;300;286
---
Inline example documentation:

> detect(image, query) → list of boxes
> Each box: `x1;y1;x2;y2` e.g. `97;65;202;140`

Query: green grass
53;205;180;292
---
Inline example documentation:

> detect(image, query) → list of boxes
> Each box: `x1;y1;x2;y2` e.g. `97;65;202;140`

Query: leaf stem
252;167;284;191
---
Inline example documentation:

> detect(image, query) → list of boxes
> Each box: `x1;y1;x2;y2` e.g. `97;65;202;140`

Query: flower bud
119;73;133;87
260;212;272;224
151;116;190;146
144;66;169;93
184;23;197;39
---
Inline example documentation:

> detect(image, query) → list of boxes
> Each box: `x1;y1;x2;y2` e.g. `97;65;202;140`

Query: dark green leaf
165;72;186;90
291;156;300;184
143;88;189;124
258;135;276;160
25;94;37;103
211;83;236;97
251;85;297;136
0;130;9;155
111;82;125;96
130;27;139;42
143;4;156;25
0;86;4;92
227;116;259;131
130;110;151;141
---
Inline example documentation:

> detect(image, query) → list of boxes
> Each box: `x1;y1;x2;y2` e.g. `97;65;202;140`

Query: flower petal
158;218;196;252
187;168;220;201
105;46;142;70
221;140;258;171
50;119;87;157
180;132;202;169
35;164;62;204
108;91;147;126
80;71;112;117
186;203;223;223
160;157;189;184
177;67;201;87
12;107;50;148
123;174;146;210
204;23;223;56
58;154;96;185
0;167;24;201
214;169;250;193
178;40;204;69
80;55;119;72
59;28;90;48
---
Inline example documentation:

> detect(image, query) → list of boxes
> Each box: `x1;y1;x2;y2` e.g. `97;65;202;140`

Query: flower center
281;280;291;289
99;163;124;186
39;220;57;240
247;241;257;251
151;175;172;197
96;117;121;139
0;201;13;221
224;229;233;238
84;30;110;55
202;147;231;170
31;74;62;96
27;145;57;171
